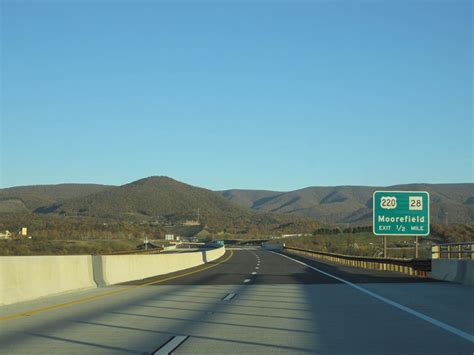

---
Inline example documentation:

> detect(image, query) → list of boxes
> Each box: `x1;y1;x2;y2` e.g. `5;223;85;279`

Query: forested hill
50;176;250;221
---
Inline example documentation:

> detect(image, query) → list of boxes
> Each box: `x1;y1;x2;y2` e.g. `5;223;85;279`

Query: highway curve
0;248;472;354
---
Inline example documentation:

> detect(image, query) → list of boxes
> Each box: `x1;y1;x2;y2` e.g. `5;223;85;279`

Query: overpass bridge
0;247;472;354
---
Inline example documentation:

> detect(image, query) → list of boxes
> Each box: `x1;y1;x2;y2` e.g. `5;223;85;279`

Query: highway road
0;248;472;354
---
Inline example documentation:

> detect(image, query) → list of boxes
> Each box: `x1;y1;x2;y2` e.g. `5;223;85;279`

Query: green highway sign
373;191;430;236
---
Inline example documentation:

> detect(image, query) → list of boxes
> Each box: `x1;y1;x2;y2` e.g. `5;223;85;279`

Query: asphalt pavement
0;248;472;354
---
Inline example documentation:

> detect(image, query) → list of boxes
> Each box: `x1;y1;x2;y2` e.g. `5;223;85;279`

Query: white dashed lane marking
153;335;189;354
222;293;236;301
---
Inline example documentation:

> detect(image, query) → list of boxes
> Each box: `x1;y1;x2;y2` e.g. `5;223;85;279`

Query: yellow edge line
0;250;234;321
140;250;233;286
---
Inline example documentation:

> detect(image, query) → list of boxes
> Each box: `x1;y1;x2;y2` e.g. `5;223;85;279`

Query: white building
0;230;12;240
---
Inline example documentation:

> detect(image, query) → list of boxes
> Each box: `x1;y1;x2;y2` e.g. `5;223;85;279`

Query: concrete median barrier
262;243;283;251
0;247;226;305
94;246;225;286
162;244;177;251
429;259;474;286
205;246;226;262
0;255;96;306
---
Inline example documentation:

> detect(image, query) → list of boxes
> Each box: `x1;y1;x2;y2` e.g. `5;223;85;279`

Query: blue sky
1;0;472;190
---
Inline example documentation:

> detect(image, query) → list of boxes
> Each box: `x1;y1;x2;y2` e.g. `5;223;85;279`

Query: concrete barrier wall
94;246;226;286
0;255;95;306
262;243;283;251
163;245;177;251
429;259;474;286
98;252;201;285
0;247;226;306
205;246;226;262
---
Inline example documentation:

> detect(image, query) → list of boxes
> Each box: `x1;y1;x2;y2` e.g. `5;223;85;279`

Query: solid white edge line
154;335;189;354
270;251;474;343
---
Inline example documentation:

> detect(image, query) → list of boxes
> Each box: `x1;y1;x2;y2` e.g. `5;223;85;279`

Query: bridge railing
283;246;430;277
104;248;162;255
105;242;212;255
431;242;474;260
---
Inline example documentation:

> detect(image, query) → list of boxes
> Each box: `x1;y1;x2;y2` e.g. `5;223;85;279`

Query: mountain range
220;183;474;224
0;177;319;235
1;177;472;225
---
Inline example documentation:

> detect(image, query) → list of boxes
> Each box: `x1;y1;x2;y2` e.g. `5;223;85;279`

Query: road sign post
373;191;430;237
415;235;419;258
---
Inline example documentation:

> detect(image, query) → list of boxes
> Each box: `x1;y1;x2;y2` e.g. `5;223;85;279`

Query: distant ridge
0;183;113;213
219;183;474;224
0;176;318;234
1;178;472;225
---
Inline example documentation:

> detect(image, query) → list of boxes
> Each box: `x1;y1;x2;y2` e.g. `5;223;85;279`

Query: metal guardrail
284;246;430;277
104;248;163;255
432;242;474;260
104;242;216;255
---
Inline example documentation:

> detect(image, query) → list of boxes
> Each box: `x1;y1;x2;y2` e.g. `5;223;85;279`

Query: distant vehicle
206;240;225;248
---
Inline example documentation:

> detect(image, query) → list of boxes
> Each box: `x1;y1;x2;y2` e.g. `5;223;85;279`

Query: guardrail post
447;245;451;259
432;245;439;259
472;244;474;260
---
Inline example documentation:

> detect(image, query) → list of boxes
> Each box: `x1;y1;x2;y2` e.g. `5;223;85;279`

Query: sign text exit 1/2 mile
373;191;430;236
